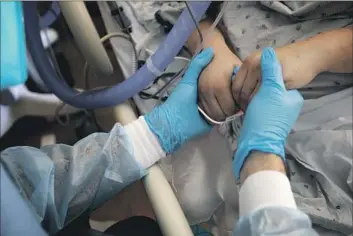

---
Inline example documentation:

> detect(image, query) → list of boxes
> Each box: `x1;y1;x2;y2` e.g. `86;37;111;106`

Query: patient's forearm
187;19;227;54
306;26;353;74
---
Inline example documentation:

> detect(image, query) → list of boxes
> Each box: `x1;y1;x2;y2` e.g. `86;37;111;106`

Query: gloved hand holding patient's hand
145;48;214;153
232;43;323;110
233;47;304;179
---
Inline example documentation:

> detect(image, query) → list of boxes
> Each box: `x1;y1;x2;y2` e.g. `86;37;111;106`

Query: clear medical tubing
23;1;211;109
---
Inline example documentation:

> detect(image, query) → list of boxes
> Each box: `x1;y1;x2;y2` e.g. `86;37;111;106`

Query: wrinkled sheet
287;88;353;235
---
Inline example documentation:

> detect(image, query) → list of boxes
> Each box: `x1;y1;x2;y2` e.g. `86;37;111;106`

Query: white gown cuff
124;116;166;169
239;171;297;217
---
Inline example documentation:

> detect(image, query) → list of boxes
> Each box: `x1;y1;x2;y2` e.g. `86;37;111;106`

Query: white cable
197;106;224;125
136;31;160;53
144;48;190;63
59;1;113;75
83;32;137;86
198;106;243;125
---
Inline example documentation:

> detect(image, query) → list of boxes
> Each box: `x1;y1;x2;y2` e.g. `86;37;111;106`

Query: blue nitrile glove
145;48;214;153
233;47;304;180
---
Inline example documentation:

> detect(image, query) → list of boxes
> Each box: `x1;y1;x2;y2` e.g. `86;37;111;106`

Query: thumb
182;47;214;85
260;47;285;90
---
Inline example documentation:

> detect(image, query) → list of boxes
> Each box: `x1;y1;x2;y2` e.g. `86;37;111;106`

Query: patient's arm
312;26;353;74
232;26;353;110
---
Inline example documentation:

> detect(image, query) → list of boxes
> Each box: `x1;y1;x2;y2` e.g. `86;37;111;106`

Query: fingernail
232;66;241;81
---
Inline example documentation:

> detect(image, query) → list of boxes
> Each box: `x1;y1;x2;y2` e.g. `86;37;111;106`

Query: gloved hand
145;48;214;153
233;47;304;179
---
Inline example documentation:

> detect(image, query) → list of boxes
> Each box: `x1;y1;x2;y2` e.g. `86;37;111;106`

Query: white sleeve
239;170;297;217
124;116;166;169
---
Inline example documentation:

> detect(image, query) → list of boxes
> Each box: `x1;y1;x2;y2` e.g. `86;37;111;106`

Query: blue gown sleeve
234;206;319;236
0;123;147;234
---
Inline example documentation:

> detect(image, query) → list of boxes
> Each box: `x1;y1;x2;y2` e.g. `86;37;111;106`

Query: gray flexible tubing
59;2;113;75
24;1;210;109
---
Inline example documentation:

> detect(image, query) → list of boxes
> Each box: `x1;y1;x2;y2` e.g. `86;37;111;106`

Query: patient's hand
198;38;242;121
187;20;242;121
232;43;322;110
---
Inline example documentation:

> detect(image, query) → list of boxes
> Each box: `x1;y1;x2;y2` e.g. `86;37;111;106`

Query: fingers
260;47;285;90
239;70;259;110
217;88;238;116
183;48;214;84
199;87;237;120
199;93;226;120
231;65;248;104
199;67;238;120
